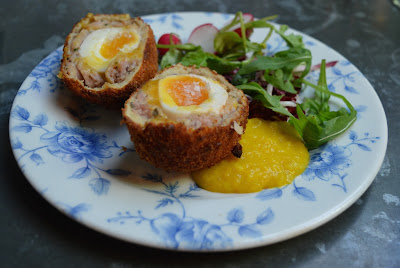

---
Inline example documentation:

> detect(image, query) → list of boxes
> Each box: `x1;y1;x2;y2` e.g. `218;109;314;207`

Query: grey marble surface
1;0;399;267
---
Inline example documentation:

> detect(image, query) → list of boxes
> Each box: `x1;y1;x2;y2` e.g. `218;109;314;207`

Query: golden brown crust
122;64;249;173
124;119;247;173
59;14;158;108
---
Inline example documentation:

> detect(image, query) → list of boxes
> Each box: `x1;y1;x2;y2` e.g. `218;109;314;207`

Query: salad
156;12;357;149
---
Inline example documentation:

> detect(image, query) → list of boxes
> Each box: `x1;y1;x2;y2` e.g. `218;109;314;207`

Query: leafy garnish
275;25;304;48
238;47;312;93
289;60;357;149
236;82;292;117
175;48;239;74
160;48;184;69
214;31;244;55
156;11;357;149
238;47;311;75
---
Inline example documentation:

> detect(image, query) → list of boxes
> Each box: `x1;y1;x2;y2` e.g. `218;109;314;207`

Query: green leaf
238;47;312;75
214;31;243;55
237;47;311;94
294;109;357;149
176;48;239;74
222;52;246;61
236;82;292;117
316;59;331;105
180;49;210;67
160;48;184;69
244;20;273;29
206;57;238;74
245;40;265;53
289;60;357;149
276;25;304;48
263;70;297;94
231;73;253;86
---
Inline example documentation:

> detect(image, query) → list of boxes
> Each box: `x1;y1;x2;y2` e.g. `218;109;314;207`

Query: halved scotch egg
122;64;249;173
59;13;158;107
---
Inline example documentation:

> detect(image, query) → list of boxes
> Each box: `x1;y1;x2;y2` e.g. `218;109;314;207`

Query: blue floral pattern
303;131;380;192
143;13;184;30
107;174;275;250
266;36;288;56
256;180;316;202
307;60;361;94
256;130;380;202
11;105;132;195
41;122;112;164
18;48;62;95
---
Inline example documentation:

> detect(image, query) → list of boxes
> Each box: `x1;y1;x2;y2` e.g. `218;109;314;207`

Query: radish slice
242;13;255;22
187;23;219;53
157;33;181;56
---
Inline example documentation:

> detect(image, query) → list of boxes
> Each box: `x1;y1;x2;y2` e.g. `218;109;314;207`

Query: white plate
9;12;388;251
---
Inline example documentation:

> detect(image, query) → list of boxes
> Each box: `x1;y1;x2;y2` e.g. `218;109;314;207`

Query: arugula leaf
293;106;357;149
160;48;184;69
231;72;254;86
214;27;264;57
239;21;303;49
238;47;311;75
180;49;210;67
245;40;265;54
244;20;274;29
206;57;239;74
216;12;267;59
214;31;244;55
236;82;292;117
289;60;357;149
300;61;330;122
237;47;311;94
263;69;297;93
275;25;304;48
177;48;239;74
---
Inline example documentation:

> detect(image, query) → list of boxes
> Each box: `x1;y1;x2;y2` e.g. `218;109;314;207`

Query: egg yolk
100;31;138;59
192;118;310;193
161;76;209;106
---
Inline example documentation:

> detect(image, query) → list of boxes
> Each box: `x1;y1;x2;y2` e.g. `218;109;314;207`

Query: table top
1;0;399;267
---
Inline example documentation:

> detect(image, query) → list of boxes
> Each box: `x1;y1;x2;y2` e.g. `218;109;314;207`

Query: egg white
158;74;228;120
79;27;140;72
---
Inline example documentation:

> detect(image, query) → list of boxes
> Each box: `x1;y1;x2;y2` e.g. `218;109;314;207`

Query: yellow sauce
191;118;309;193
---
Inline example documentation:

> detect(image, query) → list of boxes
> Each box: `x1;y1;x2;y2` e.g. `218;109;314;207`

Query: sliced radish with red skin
242;13;255;23
157;33;182;56
187;23;219;53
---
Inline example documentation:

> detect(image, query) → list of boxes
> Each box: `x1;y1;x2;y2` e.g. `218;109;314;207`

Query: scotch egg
122;64;249;173
59;13;158;107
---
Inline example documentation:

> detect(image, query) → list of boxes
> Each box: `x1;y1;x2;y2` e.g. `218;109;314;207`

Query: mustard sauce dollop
191;118;309;193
